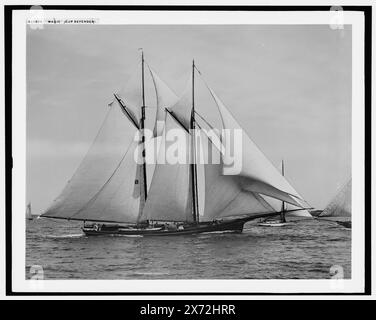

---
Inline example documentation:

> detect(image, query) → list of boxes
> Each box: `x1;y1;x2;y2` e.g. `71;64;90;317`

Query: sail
140;112;193;222
70;141;142;223
285;200;311;217
41;99;139;222
168;73;192;131
260;161;312;218
113;94;140;129
206;86;304;208
26;203;32;219
320;179;351;218
148;66;179;137
261;196;311;217
200;133;275;221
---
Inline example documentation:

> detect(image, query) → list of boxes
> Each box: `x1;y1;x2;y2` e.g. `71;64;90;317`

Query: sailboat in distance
41;53;311;236
257;160;311;227
26;202;33;221
318;179;351;229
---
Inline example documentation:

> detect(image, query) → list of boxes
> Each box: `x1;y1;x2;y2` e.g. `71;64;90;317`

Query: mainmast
140;50;148;205
191;60;200;223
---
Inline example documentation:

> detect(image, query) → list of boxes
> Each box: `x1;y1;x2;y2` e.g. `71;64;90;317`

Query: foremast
190;60;200;223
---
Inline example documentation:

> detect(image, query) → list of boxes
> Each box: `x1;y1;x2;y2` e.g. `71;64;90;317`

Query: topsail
148;66;179;137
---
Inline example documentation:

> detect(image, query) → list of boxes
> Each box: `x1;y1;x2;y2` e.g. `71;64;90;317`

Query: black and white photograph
3;5;371;297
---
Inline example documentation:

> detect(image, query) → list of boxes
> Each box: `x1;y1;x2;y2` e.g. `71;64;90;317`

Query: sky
27;24;351;214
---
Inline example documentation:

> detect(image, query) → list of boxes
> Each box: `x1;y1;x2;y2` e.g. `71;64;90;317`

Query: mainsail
320;179;351;218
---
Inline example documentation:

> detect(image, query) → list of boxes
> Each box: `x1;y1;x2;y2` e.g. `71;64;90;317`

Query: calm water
26;218;351;279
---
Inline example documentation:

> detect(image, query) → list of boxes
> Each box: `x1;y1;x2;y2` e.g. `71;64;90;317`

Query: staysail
41;99;141;223
320;179;351;218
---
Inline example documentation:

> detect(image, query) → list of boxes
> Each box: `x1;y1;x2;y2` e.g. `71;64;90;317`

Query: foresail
140;112;193;222
41;99;139;223
206;86;304;208
320;179;351;218
148;66;179;137
71;141;142;223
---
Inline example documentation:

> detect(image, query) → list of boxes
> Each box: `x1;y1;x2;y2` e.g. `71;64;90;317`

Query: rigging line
69;140;137;219
195;122;225;159
252;191;277;212
114;93;140;129
165;108;190;133
41;215;137;224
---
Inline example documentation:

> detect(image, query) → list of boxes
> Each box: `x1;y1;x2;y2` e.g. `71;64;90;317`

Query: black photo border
4;4;372;296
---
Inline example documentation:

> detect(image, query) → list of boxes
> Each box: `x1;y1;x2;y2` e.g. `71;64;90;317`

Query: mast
190;60;199;223
139;50;148;211
280;160;286;223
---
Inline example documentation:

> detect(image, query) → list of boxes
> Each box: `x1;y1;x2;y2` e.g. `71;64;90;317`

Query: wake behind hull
82;219;245;237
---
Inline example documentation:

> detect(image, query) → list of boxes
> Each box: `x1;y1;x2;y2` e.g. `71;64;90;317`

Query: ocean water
26;217;351;280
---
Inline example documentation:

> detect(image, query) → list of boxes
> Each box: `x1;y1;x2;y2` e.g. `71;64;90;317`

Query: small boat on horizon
258;160;312;227
26;202;33;221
